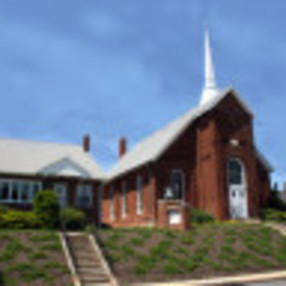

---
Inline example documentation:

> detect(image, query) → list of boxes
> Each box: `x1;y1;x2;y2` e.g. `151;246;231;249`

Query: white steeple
200;27;219;105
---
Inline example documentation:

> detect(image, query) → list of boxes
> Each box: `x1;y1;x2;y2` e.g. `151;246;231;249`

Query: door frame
227;158;248;219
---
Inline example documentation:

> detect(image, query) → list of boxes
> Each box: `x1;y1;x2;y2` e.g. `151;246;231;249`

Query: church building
0;30;272;230
100;30;273;230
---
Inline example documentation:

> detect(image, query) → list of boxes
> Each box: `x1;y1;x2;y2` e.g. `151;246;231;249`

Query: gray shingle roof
0;138;105;179
108;88;272;179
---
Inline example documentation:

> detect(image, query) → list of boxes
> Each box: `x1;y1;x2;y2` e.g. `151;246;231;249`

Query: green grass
98;223;286;280
7;262;52;283
130;236;145;246
0;239;32;261
0;230;71;286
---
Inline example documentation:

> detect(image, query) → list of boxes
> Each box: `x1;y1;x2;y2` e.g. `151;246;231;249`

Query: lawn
97;223;286;284
0;230;72;286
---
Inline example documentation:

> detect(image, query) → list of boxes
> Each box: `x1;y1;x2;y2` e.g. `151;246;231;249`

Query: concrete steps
66;234;112;286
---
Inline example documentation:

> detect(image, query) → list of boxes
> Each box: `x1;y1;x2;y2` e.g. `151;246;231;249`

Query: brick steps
66;234;111;285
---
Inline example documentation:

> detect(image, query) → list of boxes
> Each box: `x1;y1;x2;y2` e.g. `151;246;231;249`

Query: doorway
227;158;248;219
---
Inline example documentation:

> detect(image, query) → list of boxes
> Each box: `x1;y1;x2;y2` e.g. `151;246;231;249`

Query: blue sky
0;0;285;187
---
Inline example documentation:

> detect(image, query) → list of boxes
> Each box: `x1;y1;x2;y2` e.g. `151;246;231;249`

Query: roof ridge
0;137;81;149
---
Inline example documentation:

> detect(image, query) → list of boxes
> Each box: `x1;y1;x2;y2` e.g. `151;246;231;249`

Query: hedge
263;208;286;222
0;210;41;229
191;208;215;224
60;207;86;230
33;190;60;228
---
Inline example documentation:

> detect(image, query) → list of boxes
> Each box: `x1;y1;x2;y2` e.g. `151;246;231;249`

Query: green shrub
33;190;60;229
191;208;215;224
263;208;286;222
0;210;41;229
267;189;286;211
60;207;86;230
0;205;10;214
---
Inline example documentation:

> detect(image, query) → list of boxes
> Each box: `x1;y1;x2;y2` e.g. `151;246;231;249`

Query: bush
263;208;286;222
267;189;286;211
33;190;60;229
0;210;41;229
60;207;86;230
0;205;10;214
191;208;215;224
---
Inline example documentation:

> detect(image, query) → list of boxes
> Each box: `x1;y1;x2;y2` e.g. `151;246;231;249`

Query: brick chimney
119;137;127;158
83;134;90;152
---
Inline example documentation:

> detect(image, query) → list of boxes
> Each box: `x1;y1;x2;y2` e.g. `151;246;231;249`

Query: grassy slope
0;230;72;286
98;223;286;283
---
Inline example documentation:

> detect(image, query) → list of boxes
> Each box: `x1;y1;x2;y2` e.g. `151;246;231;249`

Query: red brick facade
101;92;271;229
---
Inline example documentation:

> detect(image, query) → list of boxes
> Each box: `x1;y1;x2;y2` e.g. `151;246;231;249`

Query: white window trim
0;179;42;204
76;184;93;209
121;181;127;218
136;175;143;215
109;186;114;221
171;169;186;201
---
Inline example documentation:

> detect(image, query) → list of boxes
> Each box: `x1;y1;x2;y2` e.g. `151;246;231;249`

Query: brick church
101;30;272;229
0;30;272;230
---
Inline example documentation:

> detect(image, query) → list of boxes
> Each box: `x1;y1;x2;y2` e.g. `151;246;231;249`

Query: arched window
228;158;244;185
169;170;184;200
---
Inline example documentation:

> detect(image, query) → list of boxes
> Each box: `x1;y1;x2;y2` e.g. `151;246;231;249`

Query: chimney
119;137;127;158
283;182;286;194
83;134;90;152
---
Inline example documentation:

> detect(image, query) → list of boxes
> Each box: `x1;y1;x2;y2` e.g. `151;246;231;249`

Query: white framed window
54;183;67;207
77;184;92;208
169;170;185;200
121;181;127;218
136;175;143;215
0;179;42;204
109;187;114;221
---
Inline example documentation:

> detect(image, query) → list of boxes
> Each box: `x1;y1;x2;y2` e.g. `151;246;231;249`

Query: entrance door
227;158;248;219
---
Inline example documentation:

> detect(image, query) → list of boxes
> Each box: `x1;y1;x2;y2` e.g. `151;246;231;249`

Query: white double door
229;185;248;219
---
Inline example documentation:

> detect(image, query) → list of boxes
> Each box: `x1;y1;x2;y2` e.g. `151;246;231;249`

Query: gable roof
0;138;105;179
108;88;272;179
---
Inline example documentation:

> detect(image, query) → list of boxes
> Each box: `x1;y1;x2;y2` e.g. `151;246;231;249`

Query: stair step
66;234;112;285
80;274;110;282
78;268;106;275
75;258;101;264
83;284;110;286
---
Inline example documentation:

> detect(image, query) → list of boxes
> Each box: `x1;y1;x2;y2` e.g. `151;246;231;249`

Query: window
76;184;92;208
169;170;184;200
21;182;30;202
54;184;67;207
228;159;244;185
136;175;143;215
0;181;9;201
0;180;42;203
109;187;114;221
121;182;127;218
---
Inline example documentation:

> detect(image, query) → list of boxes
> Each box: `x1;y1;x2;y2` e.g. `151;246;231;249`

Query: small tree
267;188;286;211
60;207;86;230
33;189;60;229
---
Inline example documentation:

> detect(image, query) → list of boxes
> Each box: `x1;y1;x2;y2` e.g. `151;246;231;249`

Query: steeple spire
200;27;219;105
